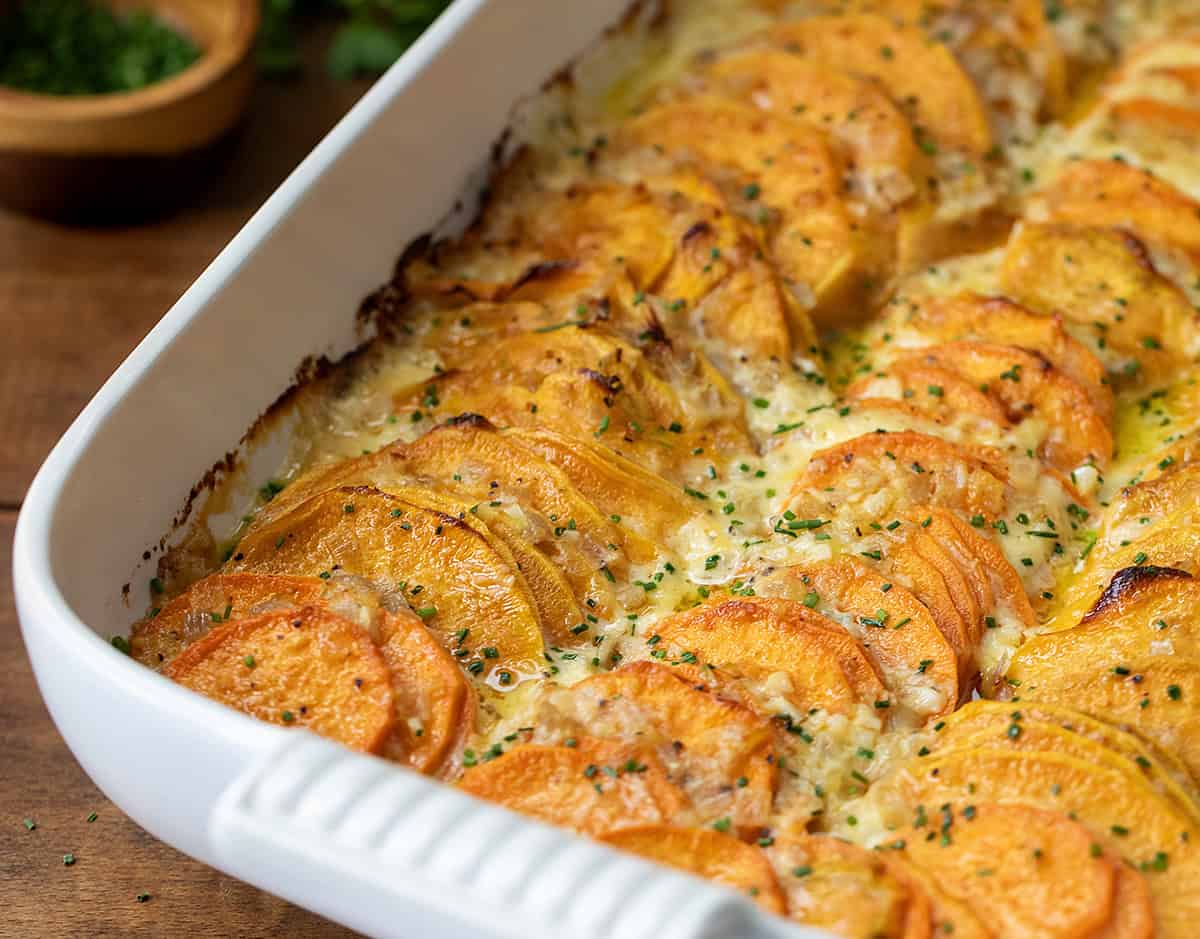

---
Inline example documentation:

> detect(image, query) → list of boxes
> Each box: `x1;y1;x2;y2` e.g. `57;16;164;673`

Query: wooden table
1;27;370;937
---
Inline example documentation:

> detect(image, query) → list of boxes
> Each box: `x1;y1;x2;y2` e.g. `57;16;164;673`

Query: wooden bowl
0;0;260;222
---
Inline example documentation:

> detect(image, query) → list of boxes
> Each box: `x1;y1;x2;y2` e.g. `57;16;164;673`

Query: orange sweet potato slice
1001;222;1200;378
679;254;798;362
885;748;1200;939
884;535;977;680
768;14;993;157
895;341;1113;471
908;529;985;649
140;571;471;776
248;473;588;651
1095;864;1155;939
846;358;1011;431
823;0;1067;135
408;170;798;361
700;48;923;211
617;95;870;321
1023;656;1200;788
753;560;960;719
654;597;891;718
165;606;395;753
880;854;988;939
1106;52;1200;142
130;572;382;670
884;292;1111;422
1012;567;1200;690
230;486;546;686
933;699;1198;802
639;167;808;358
1110;97;1200;139
598;825;786;915
466;506;584;646
394;326;750;477
384;421;632;575
507;426;699;555
555;662;777;832
375;609;474;777
765;834;928;939
927;700;1200;825
789;430;1009;525
1032;160;1200;266
413;179;678;299
916;508;1036;631
458;739;688;836
896;803;1116;939
1047;464;1200;630
640;167;814;357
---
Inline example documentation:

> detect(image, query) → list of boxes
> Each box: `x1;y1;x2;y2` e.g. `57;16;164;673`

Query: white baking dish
12;1;826;936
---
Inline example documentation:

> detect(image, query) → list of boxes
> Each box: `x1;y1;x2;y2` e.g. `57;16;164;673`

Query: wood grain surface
1;23;370;938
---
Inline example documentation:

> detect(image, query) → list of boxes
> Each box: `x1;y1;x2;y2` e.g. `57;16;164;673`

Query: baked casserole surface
128;1;1200;934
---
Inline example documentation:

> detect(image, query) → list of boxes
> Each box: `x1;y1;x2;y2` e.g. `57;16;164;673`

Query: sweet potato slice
700;49;923;211
131;572;382;670
386;422;628;557
908;530;985;650
654;596;892;718
253;428;607;594
165;606;394;753
1025;656;1200;788
598;825;786;915
928;699;1200;825
1032;160;1200;266
551;662;777;832
684;257;797;362
846;358;1011;431
897;341;1112;471
768;14;993;158
916;508;1036;631
788;430;1009;524
880;854;990;939
896;803;1116;939
837;0;1067;130
366;422;634;618
458;739;688;836
465;506;584;646
639;167;812;357
885;748;1200;939
407;169;798;361
1095;865;1155;939
376;609;474;777
1001;222;1200;377
1012;567;1200;692
507;427;699;556
411;179;678;299
944;699;1198;799
617;95;869;321
1107;49;1200;141
394;326;750;477
884;536;977;684
140;571;470;775
327;484;578;650
753;560;960;719
883;293;1111;422
765;834;927;939
230;486;546;686
1111;97;1200;139
1047;464;1200;630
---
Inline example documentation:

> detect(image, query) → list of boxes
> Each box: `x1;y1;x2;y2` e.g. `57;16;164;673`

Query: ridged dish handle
209;733;824;939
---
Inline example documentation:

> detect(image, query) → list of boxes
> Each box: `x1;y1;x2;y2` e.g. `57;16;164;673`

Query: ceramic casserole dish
12;1;822;936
